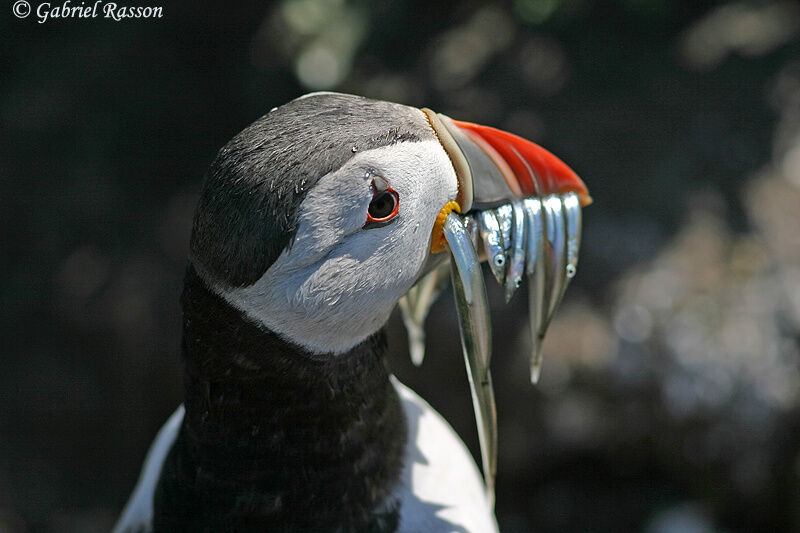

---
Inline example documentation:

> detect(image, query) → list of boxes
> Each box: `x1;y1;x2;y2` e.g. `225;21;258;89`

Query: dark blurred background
3;0;800;531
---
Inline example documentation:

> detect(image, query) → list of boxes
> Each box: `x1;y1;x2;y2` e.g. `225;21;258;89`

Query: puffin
113;92;590;533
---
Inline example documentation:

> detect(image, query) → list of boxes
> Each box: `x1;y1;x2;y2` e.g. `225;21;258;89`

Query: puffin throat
152;266;408;532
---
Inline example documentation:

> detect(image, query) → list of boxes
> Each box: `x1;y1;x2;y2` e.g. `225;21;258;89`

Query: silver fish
398;193;585;503
564;192;582;281
477;209;507;286
398;262;451;366
443;212;497;507
543;196;568;330
522;197;547;383
504;201;527;303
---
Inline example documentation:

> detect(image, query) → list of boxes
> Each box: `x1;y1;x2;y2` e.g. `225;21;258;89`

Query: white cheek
215;140;458;355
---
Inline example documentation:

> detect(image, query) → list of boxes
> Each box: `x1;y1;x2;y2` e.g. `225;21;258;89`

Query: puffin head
189;92;588;355
189;93;449;354
187;92;590;503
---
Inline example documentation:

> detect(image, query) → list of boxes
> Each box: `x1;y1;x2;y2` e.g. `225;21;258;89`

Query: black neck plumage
152;266;407;532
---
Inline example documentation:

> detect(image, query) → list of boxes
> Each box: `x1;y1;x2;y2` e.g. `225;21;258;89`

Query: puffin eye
364;186;399;228
368;190;398;219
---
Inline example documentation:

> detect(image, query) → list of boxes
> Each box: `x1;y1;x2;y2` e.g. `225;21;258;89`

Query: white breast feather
112;380;497;533
112;406;184;533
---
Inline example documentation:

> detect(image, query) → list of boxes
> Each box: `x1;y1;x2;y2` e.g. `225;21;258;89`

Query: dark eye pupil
369;191;396;219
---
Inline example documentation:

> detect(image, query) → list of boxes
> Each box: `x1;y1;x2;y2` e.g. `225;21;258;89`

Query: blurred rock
677;1;800;71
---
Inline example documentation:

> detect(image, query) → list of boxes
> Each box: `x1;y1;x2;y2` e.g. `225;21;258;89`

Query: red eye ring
364;187;400;227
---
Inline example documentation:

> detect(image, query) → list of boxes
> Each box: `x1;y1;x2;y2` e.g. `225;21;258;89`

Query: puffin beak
398;108;591;508
423;111;591;211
